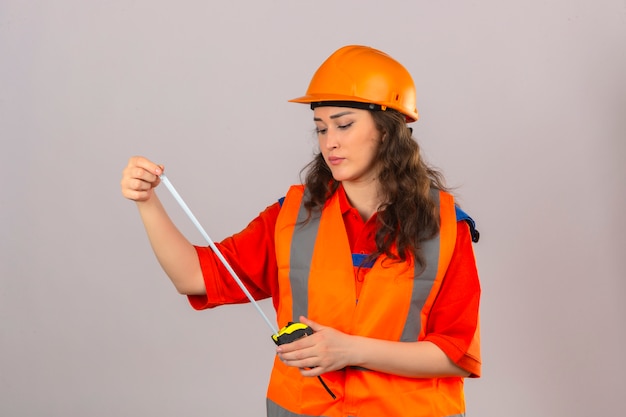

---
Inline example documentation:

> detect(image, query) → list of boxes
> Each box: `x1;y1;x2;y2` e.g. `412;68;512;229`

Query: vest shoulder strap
280;190;480;243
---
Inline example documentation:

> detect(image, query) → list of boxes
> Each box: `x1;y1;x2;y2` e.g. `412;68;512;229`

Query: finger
121;158;158;202
123;164;161;186
129;156;163;176
121;168;154;192
131;177;154;192
276;334;315;354
122;188;153;202
132;167;159;183
277;338;316;358
299;366;323;377
299;316;324;332
284;356;326;377
279;353;319;371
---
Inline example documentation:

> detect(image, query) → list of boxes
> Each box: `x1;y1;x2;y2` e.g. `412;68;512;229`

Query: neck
342;180;383;221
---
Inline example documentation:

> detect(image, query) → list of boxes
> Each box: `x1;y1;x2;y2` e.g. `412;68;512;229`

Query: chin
331;173;349;182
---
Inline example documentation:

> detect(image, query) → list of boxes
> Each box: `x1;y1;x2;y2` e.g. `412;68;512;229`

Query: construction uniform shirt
189;185;481;415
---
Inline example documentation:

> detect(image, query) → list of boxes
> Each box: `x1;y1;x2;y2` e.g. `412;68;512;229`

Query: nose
323;127;339;150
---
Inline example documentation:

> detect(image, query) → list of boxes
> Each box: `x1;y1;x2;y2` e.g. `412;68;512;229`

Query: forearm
280;317;471;379
136;192;205;295
350;337;469;378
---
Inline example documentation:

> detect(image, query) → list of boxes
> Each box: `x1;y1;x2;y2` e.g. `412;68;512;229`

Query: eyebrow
313;110;355;122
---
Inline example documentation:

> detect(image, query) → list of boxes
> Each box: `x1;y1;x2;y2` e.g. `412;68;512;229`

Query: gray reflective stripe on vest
289;189;441;339
267;398;326;417
289;189;321;322
268;397;464;417
400;189;441;342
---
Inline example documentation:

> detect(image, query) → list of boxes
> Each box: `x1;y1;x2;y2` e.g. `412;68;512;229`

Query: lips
328;156;344;165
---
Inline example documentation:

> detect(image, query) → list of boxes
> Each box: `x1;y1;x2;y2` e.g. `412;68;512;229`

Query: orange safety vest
267;185;470;417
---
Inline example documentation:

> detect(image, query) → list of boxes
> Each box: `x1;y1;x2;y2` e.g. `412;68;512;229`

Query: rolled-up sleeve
187;202;281;311
423;222;482;377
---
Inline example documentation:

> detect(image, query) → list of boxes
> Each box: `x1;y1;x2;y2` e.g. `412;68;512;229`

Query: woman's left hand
276;316;354;377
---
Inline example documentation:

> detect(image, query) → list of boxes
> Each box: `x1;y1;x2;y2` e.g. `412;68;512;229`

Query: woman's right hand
121;156;164;202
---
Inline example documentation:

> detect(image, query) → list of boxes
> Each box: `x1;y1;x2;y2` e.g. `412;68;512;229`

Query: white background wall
1;1;625;416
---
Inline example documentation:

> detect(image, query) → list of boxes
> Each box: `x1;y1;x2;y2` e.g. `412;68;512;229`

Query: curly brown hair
300;108;449;268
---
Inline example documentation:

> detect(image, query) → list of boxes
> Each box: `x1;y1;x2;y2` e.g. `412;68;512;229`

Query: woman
121;45;481;417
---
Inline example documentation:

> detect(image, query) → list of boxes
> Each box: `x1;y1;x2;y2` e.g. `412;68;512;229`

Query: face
313;106;383;186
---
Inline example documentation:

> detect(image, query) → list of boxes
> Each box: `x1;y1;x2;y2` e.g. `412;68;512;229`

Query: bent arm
121;156;205;295
349;338;470;378
135;194;206;295
352;224;480;378
279;223;481;379
279;317;471;379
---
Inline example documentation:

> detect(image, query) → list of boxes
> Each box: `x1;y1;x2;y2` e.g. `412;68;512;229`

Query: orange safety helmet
289;45;419;123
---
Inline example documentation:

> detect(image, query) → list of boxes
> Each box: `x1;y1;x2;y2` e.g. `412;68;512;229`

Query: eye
316;127;327;135
337;122;353;130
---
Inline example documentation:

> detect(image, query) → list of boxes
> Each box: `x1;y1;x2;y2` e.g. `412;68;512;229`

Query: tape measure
271;322;336;399
160;174;335;399
272;322;313;345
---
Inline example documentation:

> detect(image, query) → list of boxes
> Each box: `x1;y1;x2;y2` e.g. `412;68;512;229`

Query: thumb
299;316;324;332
